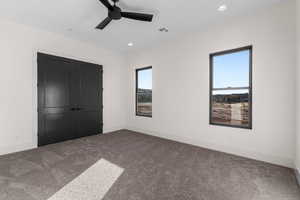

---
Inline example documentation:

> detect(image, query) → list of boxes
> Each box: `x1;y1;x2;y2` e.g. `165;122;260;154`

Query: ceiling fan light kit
96;0;154;30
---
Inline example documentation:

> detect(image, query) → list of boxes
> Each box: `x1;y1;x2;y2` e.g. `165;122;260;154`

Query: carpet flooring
0;130;299;200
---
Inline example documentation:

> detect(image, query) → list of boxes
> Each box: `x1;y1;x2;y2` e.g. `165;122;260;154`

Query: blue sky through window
138;68;152;89
213;50;250;89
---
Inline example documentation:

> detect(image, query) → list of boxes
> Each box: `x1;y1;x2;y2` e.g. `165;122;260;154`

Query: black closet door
76;63;103;138
38;55;76;146
38;53;103;146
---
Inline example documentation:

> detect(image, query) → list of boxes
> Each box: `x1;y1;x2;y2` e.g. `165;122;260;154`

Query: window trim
136;66;153;118
209;46;253;129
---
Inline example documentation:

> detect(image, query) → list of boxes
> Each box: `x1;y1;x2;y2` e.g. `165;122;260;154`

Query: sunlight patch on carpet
48;159;124;200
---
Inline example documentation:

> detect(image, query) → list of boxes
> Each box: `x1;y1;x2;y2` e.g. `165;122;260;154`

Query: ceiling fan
96;0;154;30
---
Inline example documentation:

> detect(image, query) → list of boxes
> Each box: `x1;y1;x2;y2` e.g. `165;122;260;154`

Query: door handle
70;108;83;111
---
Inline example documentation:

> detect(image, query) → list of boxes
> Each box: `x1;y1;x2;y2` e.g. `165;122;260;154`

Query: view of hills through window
136;67;152;117
210;47;252;128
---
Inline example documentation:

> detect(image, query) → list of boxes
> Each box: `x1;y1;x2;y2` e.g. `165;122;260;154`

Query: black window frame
209;46;253;129
136;66;153;118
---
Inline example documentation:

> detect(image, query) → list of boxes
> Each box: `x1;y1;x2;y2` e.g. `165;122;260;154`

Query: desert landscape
211;93;249;127
137;89;152;116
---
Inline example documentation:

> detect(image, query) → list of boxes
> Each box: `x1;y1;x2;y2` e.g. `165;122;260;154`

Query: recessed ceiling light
218;4;227;12
128;42;133;47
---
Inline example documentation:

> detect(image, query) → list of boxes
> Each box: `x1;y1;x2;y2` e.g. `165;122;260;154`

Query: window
136;67;152;117
210;46;252;129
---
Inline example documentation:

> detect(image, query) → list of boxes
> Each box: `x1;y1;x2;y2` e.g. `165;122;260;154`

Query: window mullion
212;87;249;91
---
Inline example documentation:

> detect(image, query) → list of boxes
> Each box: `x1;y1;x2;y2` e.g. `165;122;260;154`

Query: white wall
125;1;297;168
296;0;300;172
0;19;127;155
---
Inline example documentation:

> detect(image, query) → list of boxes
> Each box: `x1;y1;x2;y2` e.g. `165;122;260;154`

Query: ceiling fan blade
121;12;153;22
96;17;112;30
99;0;113;11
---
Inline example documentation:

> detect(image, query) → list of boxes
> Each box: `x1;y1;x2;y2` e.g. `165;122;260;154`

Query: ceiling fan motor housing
109;6;122;20
97;0;153;30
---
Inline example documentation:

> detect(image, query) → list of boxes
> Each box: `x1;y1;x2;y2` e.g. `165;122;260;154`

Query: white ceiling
0;0;283;52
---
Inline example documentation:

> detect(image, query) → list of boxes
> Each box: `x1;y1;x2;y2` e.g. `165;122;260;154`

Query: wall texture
296;0;300;176
125;1;297;168
0;20;127;155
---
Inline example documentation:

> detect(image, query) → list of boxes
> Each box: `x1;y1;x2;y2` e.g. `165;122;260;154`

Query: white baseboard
0;141;37;156
125;126;294;168
0;127;124;157
0;127;294;170
103;126;124;134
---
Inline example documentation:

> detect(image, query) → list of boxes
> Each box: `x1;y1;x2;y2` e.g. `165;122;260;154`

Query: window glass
210;47;252;129
136;67;152;117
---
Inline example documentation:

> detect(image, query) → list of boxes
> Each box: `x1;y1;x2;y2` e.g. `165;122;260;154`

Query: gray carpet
0;130;299;200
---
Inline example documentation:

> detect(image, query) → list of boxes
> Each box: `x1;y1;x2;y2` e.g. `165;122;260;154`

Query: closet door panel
79;64;102;109
69;65;81;108
77;63;103;137
76;111;102;138
38;53;75;146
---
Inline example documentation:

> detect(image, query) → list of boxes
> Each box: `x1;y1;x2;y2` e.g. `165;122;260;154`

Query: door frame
33;49;103;147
